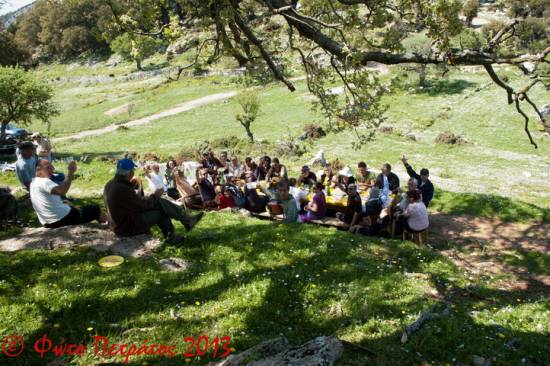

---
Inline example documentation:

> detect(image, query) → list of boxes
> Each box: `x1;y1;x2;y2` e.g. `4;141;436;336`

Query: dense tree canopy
105;0;548;147
0;66;59;141
13;0;114;59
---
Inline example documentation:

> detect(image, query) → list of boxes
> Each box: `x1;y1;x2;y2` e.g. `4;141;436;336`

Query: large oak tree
106;0;549;147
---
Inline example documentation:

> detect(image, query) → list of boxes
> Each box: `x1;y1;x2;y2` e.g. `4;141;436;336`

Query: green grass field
0;58;548;366
1;212;548;365
39;67;549;207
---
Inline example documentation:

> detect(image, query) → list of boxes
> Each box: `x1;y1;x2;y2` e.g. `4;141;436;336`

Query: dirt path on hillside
428;213;550;293
54;90;238;142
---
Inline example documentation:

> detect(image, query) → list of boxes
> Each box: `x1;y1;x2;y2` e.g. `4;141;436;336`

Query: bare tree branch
515;97;538;148
230;1;296;91
167;38;218;81
483;64;514;104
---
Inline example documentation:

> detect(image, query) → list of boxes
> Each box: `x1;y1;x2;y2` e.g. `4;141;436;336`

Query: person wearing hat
336;166;356;193
401;156;434;208
103;158;203;244
374;163;400;195
31;133;52;162
15;141;37;190
30;159;106;228
297;165;317;187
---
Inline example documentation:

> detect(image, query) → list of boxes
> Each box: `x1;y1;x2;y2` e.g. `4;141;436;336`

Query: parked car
0;124;27;154
0;137;17;153
4;124;28;139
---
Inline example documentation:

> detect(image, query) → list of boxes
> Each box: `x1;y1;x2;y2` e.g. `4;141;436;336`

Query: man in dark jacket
375;163;400;194
103;159;203;244
401;156;434;207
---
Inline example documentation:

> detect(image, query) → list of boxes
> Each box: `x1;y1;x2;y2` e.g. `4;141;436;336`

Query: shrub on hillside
275;131;308;157
402;35;432;87
235;91;261;143
462;0;480;27
515;17;549;52
435;132;468;145
453;28;485;50
302;124;326;140
110;33;164;70
508;0;530;17
526;0;548;17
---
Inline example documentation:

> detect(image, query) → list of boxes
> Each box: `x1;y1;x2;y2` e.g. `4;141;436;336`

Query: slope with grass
0;212;548;366
32;65;549;208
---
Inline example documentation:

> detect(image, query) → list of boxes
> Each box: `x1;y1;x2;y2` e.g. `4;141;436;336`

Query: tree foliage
13;0;113;59
103;0;548;148
0;66;59;141
235;90;261;143
0;31;29;66
110;33;164;69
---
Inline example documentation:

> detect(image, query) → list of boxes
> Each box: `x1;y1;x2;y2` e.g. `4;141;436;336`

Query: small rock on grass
159;257;192;272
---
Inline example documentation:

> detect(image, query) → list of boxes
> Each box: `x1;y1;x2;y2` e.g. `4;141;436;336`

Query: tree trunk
136;58;142;70
0;123;6;143
245;124;254;143
419;64;428;87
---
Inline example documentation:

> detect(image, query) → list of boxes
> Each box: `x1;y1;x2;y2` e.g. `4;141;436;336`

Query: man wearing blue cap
103;158;203;244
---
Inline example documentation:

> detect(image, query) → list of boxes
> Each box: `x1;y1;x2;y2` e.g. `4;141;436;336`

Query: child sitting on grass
300;182;327;223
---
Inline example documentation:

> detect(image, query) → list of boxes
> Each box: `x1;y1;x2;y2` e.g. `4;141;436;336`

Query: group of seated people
14;140;434;243
132;150;433;238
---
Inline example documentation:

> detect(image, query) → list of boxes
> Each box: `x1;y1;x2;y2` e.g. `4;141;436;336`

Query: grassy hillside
20;61;547;208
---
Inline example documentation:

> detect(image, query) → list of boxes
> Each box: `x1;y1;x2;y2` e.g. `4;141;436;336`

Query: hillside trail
53;90;238;142
53;62;390;142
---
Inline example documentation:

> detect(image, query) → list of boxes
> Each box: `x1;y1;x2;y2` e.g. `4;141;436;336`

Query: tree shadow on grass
431;190;550;223
52;151;127;163
0;214;548;365
416;79;477;96
139;62;171;72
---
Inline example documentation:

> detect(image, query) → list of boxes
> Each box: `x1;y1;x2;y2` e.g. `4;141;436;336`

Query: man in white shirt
227;156;243;178
30;159;106;228
144;164;166;192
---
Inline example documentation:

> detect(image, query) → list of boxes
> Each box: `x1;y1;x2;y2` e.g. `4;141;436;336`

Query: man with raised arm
30;159;106;228
401;155;434;208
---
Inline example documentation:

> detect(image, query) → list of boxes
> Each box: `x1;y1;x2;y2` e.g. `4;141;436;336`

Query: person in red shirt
215;185;236;210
